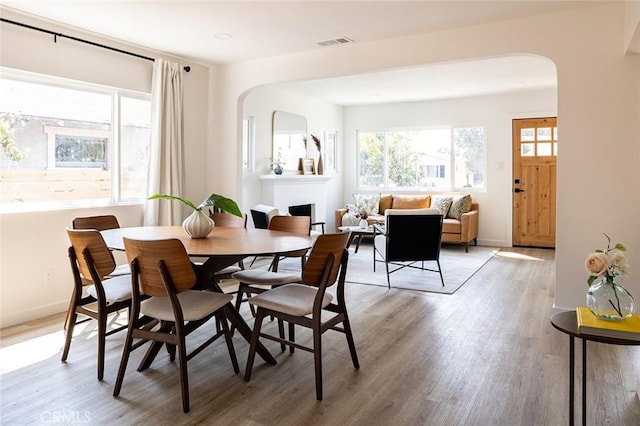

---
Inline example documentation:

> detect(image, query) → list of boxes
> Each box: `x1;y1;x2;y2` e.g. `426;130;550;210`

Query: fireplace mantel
258;174;333;223
258;174;333;183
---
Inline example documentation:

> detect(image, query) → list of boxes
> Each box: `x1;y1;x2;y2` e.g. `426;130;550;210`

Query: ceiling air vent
316;37;353;47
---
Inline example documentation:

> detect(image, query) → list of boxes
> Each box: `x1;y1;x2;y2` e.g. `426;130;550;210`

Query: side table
338;225;376;253
550;310;640;426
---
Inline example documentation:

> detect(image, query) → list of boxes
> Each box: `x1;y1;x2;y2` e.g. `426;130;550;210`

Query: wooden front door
512;117;557;248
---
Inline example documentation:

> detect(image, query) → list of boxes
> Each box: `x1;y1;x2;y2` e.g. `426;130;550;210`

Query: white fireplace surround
258;174;332;224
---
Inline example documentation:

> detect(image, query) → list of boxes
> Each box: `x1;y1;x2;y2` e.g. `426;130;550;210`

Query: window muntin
0;69;150;210
357;127;485;190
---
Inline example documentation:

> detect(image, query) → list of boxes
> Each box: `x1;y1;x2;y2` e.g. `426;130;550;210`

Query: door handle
514;188;525;193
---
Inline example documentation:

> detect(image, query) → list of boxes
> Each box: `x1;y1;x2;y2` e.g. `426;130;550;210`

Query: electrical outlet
44;269;53;285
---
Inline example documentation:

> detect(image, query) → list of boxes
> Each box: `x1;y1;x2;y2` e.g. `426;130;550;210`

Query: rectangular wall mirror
272;111;307;172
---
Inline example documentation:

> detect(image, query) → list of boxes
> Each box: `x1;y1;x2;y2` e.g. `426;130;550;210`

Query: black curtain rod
1;17;191;72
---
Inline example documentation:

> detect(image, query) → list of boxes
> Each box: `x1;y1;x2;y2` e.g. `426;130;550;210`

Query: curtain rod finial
183;66;191;72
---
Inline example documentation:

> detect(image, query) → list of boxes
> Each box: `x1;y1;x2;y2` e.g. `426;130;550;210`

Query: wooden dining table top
101;225;313;257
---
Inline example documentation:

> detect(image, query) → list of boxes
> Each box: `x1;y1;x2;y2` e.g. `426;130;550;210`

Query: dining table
101;225;313;365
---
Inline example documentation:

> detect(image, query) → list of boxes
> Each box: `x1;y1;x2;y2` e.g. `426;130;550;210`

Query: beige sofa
335;193;479;252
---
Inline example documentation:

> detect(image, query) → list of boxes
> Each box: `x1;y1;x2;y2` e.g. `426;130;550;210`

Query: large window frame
356;125;486;191
0;68;151;213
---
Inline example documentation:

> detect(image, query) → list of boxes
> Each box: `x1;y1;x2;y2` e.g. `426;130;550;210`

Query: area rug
272;243;500;295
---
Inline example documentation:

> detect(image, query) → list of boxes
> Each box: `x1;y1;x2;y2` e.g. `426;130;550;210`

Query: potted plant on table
148;193;242;238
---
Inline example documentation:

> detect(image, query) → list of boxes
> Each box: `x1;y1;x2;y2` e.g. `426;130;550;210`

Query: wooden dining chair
72;214;129;277
231;215;311;320
209;212;248;285
113;237;239;413
63;228;133;381
72;214;121;231
243;232;359;400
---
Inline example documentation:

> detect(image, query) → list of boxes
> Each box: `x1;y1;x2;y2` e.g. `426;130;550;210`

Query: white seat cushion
215;265;242;275
231;269;301;286
141;290;232;322
109;263;131;276
87;274;132;303
248;283;333;316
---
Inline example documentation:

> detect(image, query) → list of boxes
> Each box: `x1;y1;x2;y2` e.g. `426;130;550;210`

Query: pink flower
585;252;609;277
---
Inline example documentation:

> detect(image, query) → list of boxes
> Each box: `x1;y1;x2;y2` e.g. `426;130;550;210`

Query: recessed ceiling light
215;33;232;40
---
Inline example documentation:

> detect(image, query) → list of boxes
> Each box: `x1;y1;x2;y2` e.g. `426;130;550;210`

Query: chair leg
437;260;445;287
288;322;295;354
176;333;190;413
97;308;107;381
313;326;323;401
278;319;286;352
244;309;267;382
218;312;240;373
113;326;135;397
61;310;77;362
385;262;391;289
342;315;360;369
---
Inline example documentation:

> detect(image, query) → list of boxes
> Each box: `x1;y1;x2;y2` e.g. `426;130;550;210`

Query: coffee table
338;225;376;253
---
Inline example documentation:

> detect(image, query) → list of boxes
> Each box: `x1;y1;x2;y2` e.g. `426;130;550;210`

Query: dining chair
243;232;359;400
209;212;248;285
373;208;445;288
232;215;311;321
72;214;129;277
113;237;239;413
63;228;133;381
72;214;121;231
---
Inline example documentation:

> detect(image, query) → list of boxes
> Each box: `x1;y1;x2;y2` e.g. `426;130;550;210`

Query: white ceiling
1;1;606;105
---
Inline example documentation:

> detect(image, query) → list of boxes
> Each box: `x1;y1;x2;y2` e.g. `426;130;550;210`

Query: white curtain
143;58;185;226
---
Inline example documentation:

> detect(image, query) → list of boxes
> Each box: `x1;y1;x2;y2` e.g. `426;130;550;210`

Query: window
357;126;485;190
0;69;151;211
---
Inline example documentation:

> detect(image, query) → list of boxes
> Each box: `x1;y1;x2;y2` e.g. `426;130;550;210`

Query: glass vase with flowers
585;233;634;321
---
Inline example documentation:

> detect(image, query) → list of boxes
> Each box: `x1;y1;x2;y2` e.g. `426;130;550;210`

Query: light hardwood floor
2;247;639;425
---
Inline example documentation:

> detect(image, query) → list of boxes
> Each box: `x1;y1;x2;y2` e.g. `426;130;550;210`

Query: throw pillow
391;195;431;209
353;193;380;216
447;194;472;219
431;195;453;216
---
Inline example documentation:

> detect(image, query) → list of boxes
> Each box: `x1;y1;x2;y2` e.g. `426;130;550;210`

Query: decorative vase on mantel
587;276;636;321
182;209;214;238
274;165;283;175
317;154;324;175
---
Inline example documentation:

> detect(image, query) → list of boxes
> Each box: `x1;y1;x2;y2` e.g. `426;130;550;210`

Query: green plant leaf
614;243;626;251
147;194;199;210
200;193;242;217
587;275;597;286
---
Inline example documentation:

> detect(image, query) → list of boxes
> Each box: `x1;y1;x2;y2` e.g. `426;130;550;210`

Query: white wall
211;3;640;312
241;86;344;229
0;9;212;327
343;87;557;247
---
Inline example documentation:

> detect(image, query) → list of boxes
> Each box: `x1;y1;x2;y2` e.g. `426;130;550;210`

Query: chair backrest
250;204;280;229
268;215;311;236
123;237;196;297
210;212;247;228
302;232;350;287
72;215;120;231
66;228;117;281
385;211;443;262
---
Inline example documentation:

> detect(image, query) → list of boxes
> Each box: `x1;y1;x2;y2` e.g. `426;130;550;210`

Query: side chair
113;237;239;413
243;232;359;400
232;215;311;321
72;214;129;277
373;208;445;288
209;212;248;285
63;228;133;381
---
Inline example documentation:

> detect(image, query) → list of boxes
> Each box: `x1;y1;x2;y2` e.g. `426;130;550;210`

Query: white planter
182;210;214;238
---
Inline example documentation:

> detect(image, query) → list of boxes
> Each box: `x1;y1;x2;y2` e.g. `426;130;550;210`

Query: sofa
335;193;479;252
